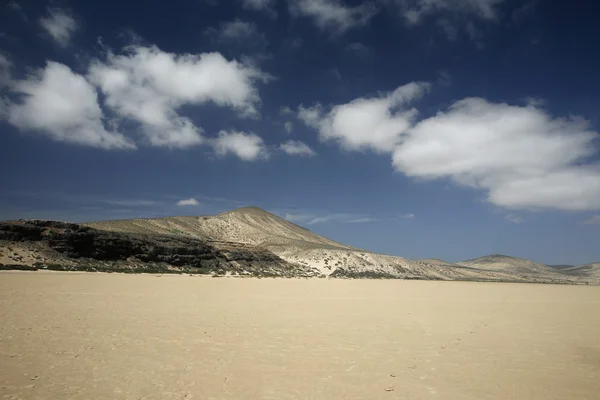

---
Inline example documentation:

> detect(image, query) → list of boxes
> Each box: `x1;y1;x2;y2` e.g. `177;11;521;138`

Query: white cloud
396;0;504;24
177;198;200;206
392;98;600;211
6;62;134;149
297;83;600;212
288;0;378;33
88;45;269;148
280;105;294;115
345;217;378;223
400;213;415;219
582;215;600;225
241;0;277;16
283;212;376;224
504;214;523;224
297;103;324;128
297;82;430;152
280;140;316;156
284;121;293;133
212;130;268;161
205;19;267;46
392;0;506;41
282;212;315;223
39;8;78;47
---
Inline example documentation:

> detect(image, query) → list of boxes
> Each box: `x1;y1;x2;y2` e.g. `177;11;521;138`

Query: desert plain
1;272;599;400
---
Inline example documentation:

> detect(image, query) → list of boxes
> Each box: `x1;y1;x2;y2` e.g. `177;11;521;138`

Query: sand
1;273;599;400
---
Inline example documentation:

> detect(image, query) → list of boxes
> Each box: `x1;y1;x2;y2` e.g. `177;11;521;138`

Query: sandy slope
1;273;599;400
84;207;597;283
457;254;557;274
562;262;600;278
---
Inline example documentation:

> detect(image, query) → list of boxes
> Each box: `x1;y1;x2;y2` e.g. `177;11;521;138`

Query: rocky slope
559;262;600;278
84;207;597;284
457;254;556;275
0;220;319;277
1;208;597;284
86;207;485;280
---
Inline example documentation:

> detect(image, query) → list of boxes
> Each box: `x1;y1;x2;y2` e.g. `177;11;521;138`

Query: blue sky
1;0;600;265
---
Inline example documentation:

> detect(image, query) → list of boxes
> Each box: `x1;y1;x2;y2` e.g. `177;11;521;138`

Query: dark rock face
0;220;319;277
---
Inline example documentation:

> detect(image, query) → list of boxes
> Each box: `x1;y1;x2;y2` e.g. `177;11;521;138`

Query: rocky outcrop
0;220;320;277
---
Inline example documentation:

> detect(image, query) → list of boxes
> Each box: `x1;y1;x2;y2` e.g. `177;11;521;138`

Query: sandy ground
1;273;599;400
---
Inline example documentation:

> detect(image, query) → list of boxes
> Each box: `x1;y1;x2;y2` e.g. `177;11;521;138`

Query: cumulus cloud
177;198;200;206
504;214;523;224
39;8;78;47
297;82;430;152
6;62;134;149
280;140;316;156
283;121;293;133
392;98;600;211
582;215;600;225
88;45;269;148
298;82;600;211
212;130;268;161
288;0;378;33
400;213;415;219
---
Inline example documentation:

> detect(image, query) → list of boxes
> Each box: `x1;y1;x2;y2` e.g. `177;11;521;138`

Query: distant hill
1;206;597;284
419;258;460;267
86;207;476;280
560;263;600;278
547;264;576;270
457;254;557;275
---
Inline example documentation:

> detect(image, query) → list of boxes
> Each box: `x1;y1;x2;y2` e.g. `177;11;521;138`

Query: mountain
1;207;597;284
0;219;319;277
419;258;458;267
548;264;576;270
560;263;600;278
83;207;594;283
85;207;452;279
457;254;561;276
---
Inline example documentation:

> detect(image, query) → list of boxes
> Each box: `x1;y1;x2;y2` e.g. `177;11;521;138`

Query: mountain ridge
1;206;597;284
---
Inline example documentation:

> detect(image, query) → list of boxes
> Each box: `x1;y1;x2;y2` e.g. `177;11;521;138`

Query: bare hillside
87;207;480;278
458;254;557;275
561;262;600;278
84;207;595;284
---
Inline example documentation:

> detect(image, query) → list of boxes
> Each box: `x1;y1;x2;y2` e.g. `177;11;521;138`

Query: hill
86;207;455;279
84;207;594;283
560;262;600;278
1;207;596;284
458;254;556;275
